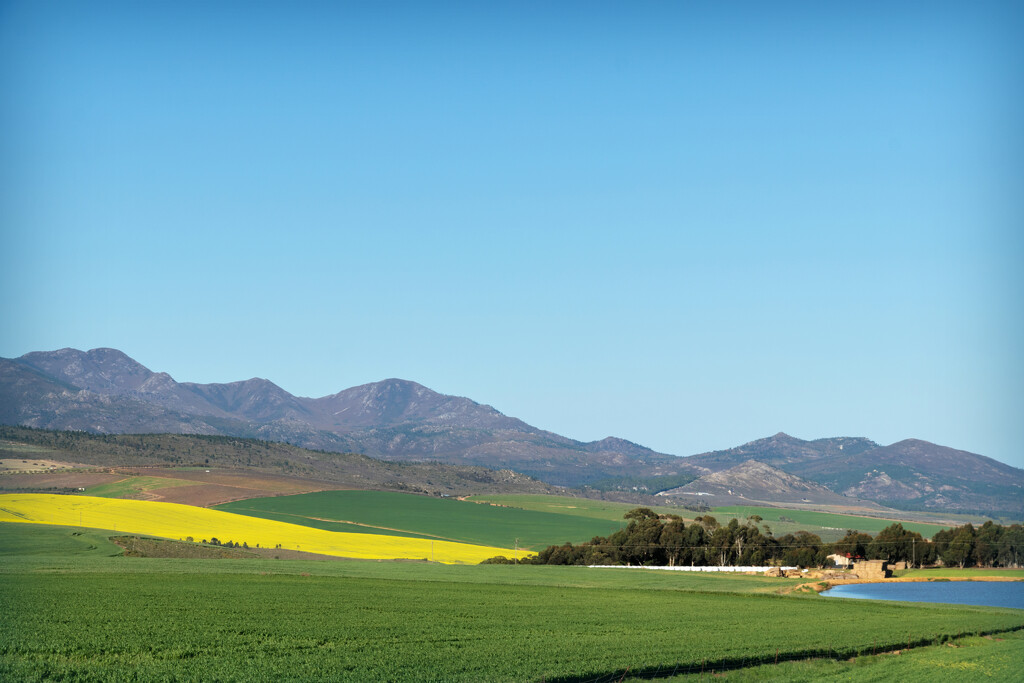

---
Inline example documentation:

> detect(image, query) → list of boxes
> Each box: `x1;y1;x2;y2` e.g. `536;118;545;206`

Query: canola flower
0;493;512;564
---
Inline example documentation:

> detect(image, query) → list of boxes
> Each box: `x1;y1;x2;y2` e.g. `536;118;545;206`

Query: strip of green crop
466;493;682;522
467;495;949;542
710;505;948;537
215;490;626;549
899;567;1024;579
81;476;196;499
3;524;1024;682
646;630;1024;681
2;570;1022;682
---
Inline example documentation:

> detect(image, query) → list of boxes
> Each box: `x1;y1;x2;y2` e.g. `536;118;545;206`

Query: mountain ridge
0;348;688;487
2;347;1021;514
659;459;891;510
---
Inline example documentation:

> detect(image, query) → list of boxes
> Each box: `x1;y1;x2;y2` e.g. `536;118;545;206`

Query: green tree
973;521;1002;567
659;516;688;567
997;525;1023;568
777;531;823;568
615;508;665;565
940;524;975;569
868;523;924;564
832;530;872;560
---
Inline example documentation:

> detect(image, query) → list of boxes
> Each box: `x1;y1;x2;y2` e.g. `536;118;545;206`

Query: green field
466;495;952;542
466;493;686;522
81;475;196;499
897;567;1024;580
2;523;1023;682
215;490;628;550
658;630;1024;681
709;505;949;538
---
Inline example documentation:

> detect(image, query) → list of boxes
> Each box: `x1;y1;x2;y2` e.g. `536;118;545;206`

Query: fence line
587;564;799;573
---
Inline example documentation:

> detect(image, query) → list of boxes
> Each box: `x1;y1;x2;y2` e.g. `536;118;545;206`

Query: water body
822;581;1024;610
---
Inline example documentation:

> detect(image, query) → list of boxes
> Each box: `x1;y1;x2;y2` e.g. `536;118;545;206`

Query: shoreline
796;575;1024;593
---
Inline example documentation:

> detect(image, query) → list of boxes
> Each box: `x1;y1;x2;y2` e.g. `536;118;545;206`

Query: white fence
588;565;800;573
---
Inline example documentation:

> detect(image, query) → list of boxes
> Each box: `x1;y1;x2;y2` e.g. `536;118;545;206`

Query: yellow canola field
0;494;511;564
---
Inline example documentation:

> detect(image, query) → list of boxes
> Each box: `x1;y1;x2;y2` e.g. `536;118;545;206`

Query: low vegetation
709;504;949;538
0;493;513;563
216;490;629;549
469;494;956;543
2;523;1022;682
0;426;558;496
648;630;1024;681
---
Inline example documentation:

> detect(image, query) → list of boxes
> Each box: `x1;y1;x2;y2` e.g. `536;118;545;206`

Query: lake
822;581;1024;610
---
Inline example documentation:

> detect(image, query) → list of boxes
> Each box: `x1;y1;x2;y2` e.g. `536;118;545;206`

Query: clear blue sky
2;2;1022;468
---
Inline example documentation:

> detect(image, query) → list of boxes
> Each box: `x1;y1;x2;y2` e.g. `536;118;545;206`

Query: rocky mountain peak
18;347;155;394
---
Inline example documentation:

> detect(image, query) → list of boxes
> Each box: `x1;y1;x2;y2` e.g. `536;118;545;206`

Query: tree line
483;508;1024;569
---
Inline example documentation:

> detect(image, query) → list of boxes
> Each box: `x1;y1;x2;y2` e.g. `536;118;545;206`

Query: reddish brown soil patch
111;468;354;506
148;484;281;506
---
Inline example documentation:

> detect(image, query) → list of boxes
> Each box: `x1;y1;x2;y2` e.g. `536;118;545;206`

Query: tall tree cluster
517;509;1024;569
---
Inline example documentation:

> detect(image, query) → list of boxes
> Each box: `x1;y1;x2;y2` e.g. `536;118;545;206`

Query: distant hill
683;432;880;471
659;459;890;511
782;438;1024;517
0;348;692;487
679;433;1023;517
3;348;1021;515
0;426;558;498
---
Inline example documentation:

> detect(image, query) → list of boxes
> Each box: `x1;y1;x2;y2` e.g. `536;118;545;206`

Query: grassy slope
215;490;628;550
710;505;948;537
82;475;197;498
2;524;1023;682
0;523;123;558
897;567;1024;579
468;494;952;542
466;493;687;521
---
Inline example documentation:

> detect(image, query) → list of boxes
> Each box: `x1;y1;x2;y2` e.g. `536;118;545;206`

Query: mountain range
0;348;686;487
2;348;1021;515
675;432;1023;516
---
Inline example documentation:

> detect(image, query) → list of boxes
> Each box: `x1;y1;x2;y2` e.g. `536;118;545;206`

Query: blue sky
2;2;1022;468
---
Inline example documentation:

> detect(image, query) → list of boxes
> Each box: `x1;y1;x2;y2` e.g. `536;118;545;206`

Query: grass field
2;524;1024;679
0;494;512;563
216;490;629;549
656;630;1024;681
467;494;952;542
466;493;687;521
897;567;1024;580
709;505;949;538
80;475;197;498
2;523;1023;682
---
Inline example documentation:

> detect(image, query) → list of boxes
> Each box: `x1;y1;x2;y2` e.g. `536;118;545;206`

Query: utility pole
912;538;916;568
514;538;519;565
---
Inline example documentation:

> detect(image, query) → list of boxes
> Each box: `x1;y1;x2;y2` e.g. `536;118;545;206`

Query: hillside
784;439;1024;517
659;460;891;511
0;348;693;486
0;426;559;499
678;434;1024;517
682;432;880;472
